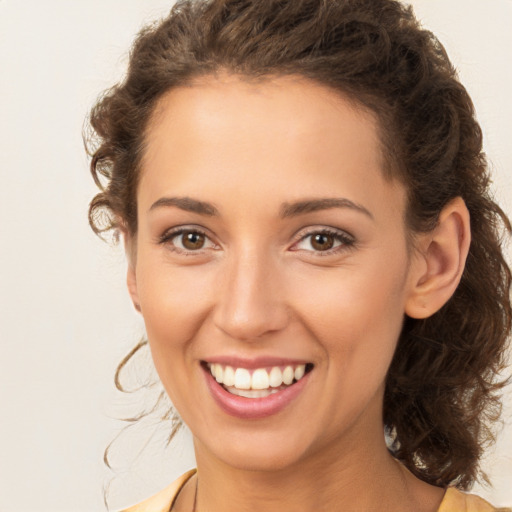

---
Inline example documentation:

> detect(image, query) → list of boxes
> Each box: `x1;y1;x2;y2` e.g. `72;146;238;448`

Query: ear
122;229;142;313
405;197;471;319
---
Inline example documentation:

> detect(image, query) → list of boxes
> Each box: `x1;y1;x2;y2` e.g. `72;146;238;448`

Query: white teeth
225;386;281;398
282;366;294;385
294;364;306;381
207;362;310;395
214;364;224;383
251;368;270;390
223;366;235;387
269;366;283;388
234;368;251;390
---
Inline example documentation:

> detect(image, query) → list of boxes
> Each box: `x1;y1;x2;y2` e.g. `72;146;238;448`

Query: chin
197;428;313;473
220;446;306;473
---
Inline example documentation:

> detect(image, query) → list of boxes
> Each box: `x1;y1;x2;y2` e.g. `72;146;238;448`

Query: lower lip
203;366;311;419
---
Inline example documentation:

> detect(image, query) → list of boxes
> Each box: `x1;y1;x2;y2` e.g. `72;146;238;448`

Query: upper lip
202;356;312;369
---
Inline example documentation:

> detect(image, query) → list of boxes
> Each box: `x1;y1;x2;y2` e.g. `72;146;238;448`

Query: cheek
289;264;408;436
135;256;214;366
291;255;409;377
134;261;218;415
295;258;407;329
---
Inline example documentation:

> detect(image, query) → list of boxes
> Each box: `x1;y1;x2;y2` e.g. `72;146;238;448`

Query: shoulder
120;469;197;512
438;487;511;512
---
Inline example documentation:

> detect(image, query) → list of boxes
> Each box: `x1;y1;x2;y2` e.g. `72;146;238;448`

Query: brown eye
159;227;218;253
291;228;354;254
310;233;334;251
181;231;205;250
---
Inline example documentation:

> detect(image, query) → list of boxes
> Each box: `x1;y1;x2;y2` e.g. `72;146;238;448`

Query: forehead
139;74;406;224
144;74;381;169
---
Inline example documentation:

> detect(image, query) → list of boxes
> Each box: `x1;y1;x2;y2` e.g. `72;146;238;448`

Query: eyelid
289;226;355;254
156;224;354;255
157;225;219;252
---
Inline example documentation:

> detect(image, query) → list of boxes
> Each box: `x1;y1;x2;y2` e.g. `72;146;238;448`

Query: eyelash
158;226;217;254
158;226;355;256
290;228;355;256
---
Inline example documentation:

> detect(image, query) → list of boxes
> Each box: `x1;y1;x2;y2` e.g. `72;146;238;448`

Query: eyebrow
280;198;374;219
149;196;219;216
148;196;373;220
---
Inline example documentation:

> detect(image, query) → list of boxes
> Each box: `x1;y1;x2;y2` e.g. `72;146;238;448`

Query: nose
212;248;289;341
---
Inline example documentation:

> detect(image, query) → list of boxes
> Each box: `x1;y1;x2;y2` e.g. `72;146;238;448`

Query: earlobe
122;230;142;313
405;197;471;319
127;263;142;312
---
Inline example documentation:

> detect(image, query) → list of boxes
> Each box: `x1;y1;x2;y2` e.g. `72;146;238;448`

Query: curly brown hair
86;0;511;490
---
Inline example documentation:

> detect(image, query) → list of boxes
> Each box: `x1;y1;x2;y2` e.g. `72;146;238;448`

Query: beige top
122;469;510;512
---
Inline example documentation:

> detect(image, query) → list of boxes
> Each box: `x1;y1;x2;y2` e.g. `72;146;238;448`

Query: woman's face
128;74;422;471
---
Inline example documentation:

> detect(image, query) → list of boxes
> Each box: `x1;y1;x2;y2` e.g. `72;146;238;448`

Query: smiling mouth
203;362;314;398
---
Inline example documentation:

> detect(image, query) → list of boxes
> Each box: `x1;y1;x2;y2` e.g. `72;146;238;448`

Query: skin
126;74;470;511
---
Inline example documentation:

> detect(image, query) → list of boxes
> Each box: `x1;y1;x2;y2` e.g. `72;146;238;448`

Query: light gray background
0;1;510;511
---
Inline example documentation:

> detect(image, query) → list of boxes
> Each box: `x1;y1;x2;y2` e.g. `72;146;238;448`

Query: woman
86;0;511;510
